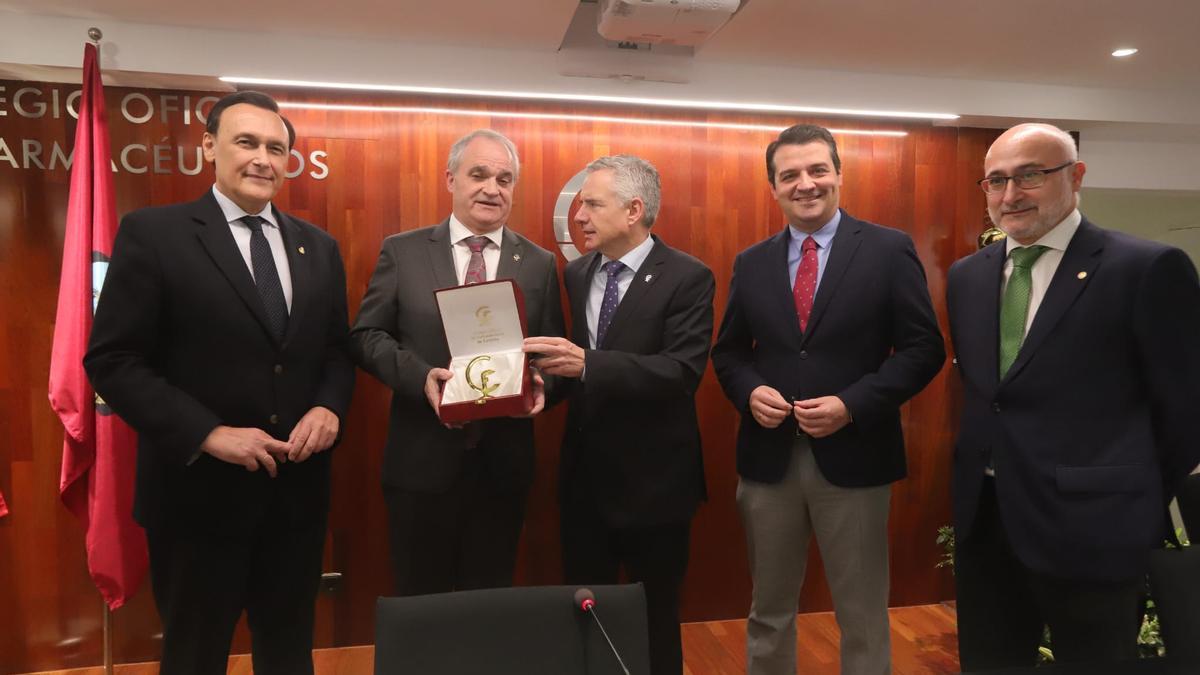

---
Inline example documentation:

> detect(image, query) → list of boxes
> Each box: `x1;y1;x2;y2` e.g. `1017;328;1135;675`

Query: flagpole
91;22;116;675
103;596;114;675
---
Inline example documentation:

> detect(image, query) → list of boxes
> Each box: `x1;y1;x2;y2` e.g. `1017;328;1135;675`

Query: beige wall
1081;187;1200;265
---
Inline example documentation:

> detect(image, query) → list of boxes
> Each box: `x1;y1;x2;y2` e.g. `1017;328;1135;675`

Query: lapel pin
512;254;521;262
644;274;654;283
1077;271;1087;280
298;246;306;255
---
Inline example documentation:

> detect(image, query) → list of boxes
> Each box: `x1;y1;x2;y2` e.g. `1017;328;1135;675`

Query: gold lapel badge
1077;271;1087;280
298;246;306;255
512;254;521;262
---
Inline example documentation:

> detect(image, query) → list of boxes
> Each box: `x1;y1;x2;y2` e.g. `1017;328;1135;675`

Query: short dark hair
765;124;840;186
205;90;295;149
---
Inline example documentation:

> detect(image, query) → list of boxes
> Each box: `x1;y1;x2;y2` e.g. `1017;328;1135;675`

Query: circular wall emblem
553;168;588;261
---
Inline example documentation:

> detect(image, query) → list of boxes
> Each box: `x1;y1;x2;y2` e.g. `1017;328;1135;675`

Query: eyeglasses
978;162;1076;194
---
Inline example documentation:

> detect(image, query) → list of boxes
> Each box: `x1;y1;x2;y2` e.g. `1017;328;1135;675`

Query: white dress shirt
1002;209;1082;338
212;185;293;312
586;235;657;350
448;214;503;285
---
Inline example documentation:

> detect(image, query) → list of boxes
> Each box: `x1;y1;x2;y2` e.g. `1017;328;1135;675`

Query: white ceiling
2;0;1199;190
5;0;1196;91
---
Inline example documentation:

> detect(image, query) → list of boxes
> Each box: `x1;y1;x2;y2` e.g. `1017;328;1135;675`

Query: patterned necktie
241;215;288;342
595;260;626;348
998;245;1050;378
792;236;819;332
463;235;489;285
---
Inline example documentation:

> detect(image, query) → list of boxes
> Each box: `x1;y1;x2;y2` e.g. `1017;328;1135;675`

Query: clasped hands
200;405;339;477
748;385;850;438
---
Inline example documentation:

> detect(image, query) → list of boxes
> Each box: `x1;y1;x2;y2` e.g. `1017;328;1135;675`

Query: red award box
435;279;534;423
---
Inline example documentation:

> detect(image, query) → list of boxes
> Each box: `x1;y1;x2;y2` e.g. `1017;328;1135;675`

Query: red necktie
463;236;488;285
793;236;818;332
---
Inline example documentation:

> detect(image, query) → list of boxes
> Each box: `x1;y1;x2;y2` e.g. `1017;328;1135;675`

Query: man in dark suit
947;122;1200;670
84;91;355;675
350;129;564;595
524;154;714;675
711;124;945;675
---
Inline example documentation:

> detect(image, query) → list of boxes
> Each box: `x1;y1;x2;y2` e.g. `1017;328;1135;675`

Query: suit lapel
601;235;666;348
802;212;862;344
570;253;601;349
1002;220;1104;384
766;228;803;344
276;209;310;348
495;227;524;281
975;242;1006;387
192;193;277;342
426;219;459;290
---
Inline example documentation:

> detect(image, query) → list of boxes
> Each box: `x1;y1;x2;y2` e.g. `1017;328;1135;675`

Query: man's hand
513;370;546;418
749;385;792;429
424;367;454;414
523;337;585;378
424;367;464;428
286;406;339;463
794;396;851;438
200;425;291;477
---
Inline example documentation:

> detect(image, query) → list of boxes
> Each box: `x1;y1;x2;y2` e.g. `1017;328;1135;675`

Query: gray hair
585;154;662;227
447;129;520;179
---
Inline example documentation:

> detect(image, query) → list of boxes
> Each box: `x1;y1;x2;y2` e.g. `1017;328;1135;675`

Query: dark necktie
595;260;626;348
792;236;819;332
463;235;489;285
999;245;1050;378
241;215;288;342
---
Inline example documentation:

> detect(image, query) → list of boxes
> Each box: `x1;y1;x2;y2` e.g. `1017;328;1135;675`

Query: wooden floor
22;603;960;675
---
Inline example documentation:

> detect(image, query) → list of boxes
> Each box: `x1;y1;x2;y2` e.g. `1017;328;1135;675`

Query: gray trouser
738;437;893;675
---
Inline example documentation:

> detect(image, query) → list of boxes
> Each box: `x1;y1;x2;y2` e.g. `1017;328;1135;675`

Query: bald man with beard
946;123;1200;669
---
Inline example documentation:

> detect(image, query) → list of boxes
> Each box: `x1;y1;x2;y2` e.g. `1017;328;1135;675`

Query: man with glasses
946;123;1200;669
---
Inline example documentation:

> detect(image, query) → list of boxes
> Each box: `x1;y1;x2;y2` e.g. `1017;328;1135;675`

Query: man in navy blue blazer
712;124;944;675
947;123;1200;670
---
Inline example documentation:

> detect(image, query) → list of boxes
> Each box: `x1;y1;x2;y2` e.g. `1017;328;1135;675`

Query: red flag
0;490;8;518
48;43;147;610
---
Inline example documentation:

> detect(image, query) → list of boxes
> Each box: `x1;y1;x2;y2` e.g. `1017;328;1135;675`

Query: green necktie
999;245;1050;378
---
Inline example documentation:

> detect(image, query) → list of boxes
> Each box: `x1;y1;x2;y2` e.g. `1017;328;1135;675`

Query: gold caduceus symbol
465;354;500;404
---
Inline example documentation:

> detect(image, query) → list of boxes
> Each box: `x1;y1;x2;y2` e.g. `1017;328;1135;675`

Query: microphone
574;588;631;675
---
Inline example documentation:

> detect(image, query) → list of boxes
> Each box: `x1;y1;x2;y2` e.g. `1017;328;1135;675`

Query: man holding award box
350;129;565;597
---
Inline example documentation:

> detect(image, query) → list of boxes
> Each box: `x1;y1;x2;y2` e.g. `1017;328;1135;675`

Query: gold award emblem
475;305;493;327
465;354;500;404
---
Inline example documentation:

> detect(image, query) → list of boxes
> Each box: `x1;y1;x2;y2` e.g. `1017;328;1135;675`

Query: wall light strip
276;101;909;137
224;76;956;122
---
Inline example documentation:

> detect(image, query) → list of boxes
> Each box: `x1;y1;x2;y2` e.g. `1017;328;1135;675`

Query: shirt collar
212;185;278;229
789;209;841;250
1005;208;1081;256
601;234;656;275
449;213;505;248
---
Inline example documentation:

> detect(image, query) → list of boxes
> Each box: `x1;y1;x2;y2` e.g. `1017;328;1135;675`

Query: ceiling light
1111;48;1138;58
276;102;909;137
222;76;957;122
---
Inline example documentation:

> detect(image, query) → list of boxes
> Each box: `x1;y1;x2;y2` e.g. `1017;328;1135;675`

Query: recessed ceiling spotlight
1111;48;1138;58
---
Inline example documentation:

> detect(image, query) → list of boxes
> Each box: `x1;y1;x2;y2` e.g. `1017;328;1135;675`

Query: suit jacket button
799;350;809;360
269;414;279;425
991;403;1001;413
274;364;283;375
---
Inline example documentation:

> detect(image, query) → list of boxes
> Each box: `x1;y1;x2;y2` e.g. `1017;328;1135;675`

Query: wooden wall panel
0;79;998;673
